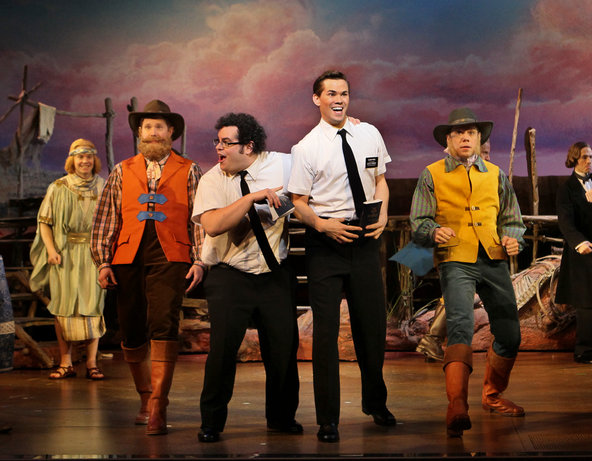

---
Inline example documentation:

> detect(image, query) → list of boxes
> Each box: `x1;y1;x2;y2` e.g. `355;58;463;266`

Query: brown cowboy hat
128;99;185;141
433;107;493;147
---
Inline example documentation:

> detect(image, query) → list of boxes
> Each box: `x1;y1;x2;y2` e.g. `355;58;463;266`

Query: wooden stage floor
0;350;591;460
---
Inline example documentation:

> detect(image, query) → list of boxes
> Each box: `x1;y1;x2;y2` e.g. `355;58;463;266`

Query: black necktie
576;172;592;182
338;129;366;218
239;171;280;272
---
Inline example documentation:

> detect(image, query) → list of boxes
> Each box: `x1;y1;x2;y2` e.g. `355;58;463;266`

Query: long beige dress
30;173;105;341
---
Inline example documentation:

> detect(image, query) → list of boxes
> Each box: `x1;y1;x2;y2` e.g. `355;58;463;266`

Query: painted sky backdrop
1;0;591;180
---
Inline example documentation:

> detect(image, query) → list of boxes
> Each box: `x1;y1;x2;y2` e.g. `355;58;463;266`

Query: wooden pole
0;101;19;125
19;98;97;117
529;128;539;215
528;128;540;262
129;97;138;156
16;66;28;199
508;88;523;274
395;229;413;322
104;98;115;173
508;88;523;185
181;126;187;157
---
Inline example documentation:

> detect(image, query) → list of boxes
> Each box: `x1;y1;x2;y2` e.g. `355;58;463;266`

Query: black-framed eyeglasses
213;139;241;149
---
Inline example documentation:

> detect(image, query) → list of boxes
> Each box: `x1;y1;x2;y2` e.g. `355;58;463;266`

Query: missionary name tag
366;157;378;168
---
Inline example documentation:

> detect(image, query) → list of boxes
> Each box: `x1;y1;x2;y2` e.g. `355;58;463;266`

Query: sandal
86;367;105;380
49;366;76;379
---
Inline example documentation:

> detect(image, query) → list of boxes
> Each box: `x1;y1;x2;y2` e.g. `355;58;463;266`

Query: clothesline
21;99;108;118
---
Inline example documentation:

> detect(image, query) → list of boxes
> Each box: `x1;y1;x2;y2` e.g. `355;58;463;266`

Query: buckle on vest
137;211;167;222
138;193;168;205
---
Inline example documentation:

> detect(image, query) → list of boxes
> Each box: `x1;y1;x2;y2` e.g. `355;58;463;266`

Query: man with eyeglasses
289;70;394;443
409;107;526;437
192;113;300;443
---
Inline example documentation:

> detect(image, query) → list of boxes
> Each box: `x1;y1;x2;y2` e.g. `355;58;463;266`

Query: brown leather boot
416;299;446;362
146;340;178;435
482;347;525;417
443;343;473;437
122;343;152;425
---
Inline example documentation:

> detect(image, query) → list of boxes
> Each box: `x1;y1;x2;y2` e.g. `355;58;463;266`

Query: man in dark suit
556;141;592;364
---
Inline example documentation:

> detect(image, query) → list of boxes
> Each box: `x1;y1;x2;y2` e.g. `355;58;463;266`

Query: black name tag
365;157;378;168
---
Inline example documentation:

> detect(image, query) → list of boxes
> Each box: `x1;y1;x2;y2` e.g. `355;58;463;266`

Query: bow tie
576;172;592;182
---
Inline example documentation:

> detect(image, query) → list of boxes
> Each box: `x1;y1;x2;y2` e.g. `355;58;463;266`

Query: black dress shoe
363;407;397;426
317;423;339;443
198;427;220;443
0;424;12;434
267;419;303;434
574;353;592;364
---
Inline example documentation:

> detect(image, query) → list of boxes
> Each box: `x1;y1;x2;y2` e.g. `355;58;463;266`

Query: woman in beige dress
30;139;106;379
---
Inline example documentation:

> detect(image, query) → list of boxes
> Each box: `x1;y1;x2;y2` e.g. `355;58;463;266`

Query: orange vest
112;152;193;265
428;158;506;266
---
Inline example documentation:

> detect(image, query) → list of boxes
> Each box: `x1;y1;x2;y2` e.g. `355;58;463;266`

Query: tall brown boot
443;343;473;437
482;346;525;417
416;298;447;361
146;340;178;435
122;343;152;425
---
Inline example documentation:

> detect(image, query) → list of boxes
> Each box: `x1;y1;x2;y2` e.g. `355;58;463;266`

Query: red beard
138;137;172;161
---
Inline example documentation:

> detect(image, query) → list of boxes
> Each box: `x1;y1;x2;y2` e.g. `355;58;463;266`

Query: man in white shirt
289;70;395;443
192;113;300;443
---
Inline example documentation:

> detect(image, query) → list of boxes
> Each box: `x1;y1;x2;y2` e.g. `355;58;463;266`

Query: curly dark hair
313;70;350;96
565;141;590;168
215;113;267;154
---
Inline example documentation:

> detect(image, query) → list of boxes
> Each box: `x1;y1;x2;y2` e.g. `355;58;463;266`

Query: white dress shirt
288;118;390;220
192;151;291;274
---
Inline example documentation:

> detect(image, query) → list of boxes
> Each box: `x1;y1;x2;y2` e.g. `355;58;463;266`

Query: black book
270;195;295;221
359;199;382;229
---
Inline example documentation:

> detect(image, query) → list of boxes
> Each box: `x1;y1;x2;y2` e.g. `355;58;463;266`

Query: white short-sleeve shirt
288;118;391;219
192;151;291;274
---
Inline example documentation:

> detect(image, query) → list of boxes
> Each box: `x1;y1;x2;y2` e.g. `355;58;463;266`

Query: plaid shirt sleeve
497;169;527;250
188;162;205;266
409;168;439;247
90;164;123;269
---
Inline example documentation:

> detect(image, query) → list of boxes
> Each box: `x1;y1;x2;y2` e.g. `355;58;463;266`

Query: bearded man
91;100;205;436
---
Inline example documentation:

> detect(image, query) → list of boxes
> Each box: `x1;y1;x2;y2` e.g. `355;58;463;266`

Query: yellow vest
427;158;506;266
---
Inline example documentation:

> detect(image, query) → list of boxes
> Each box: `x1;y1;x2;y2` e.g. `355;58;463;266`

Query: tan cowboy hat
128;99;185;141
433;107;493;147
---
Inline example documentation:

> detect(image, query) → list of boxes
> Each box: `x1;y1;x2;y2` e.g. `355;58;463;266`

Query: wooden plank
508;87;523;185
104;97;115;173
14;322;54;368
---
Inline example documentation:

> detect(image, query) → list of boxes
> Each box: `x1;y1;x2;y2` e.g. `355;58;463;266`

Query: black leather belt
319;216;360;226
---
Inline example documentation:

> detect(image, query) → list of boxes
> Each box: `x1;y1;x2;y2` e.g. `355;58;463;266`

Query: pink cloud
2;0;592;181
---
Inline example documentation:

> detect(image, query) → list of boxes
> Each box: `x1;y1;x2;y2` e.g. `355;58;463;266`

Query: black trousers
199;263;300;431
575;307;592;357
305;228;388;425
